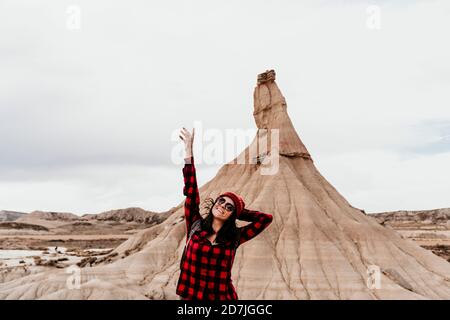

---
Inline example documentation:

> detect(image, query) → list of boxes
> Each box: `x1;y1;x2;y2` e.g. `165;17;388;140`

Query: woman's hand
179;127;195;159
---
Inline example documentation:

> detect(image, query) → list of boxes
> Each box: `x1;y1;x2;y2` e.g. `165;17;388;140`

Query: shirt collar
198;230;233;246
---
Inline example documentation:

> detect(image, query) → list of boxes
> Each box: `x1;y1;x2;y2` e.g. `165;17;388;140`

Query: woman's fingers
181;129;190;139
180;127;194;159
180;127;195;144
181;128;193;138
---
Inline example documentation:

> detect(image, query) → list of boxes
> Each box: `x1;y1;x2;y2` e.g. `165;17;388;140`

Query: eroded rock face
257;69;276;85
252;70;311;159
1;71;450;300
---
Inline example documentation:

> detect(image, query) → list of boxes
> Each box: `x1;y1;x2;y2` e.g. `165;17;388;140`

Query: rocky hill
371;208;450;228
82;207;173;224
0;210;27;222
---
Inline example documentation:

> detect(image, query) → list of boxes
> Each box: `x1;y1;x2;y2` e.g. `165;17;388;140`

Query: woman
176;127;273;300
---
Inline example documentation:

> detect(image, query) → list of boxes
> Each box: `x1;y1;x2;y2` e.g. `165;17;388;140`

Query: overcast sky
1;0;449;215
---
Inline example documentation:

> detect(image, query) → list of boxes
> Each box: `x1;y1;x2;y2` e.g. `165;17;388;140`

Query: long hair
200;197;241;247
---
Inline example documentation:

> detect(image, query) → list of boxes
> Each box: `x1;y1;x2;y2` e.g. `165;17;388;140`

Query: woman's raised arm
179;127;201;235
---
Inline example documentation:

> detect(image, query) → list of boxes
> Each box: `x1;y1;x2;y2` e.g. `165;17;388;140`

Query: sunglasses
216;197;235;213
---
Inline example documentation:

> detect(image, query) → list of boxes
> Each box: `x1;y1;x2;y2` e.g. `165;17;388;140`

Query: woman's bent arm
238;208;273;246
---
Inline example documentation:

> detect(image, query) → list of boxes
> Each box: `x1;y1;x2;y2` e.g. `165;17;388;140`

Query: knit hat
217;192;245;218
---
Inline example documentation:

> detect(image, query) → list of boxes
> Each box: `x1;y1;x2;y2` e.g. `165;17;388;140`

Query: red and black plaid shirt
176;157;273;300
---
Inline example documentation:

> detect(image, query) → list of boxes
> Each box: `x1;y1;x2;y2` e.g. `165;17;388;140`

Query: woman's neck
212;218;224;233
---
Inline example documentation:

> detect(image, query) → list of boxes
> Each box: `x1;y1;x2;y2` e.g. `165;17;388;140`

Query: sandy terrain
370;211;450;263
0;208;172;287
0;217;157;251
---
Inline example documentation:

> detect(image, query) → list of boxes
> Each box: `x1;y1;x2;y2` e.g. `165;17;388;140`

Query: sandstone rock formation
1;70;449;300
19;211;79;221
15;211;80;229
82;207;172;224
372;208;450;226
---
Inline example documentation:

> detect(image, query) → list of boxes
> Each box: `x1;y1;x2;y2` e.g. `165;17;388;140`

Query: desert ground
371;209;450;262
0;207;448;284
0;208;172;280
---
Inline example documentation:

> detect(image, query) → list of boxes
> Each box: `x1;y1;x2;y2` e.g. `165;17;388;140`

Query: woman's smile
214;205;230;218
215;206;224;214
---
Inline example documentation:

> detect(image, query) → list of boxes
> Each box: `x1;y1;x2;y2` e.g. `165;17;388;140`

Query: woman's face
212;196;235;221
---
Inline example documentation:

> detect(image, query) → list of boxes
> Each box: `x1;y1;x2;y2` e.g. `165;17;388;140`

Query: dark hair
200;197;241;247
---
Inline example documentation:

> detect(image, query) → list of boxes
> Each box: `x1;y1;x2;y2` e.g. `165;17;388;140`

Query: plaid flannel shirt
176;156;273;300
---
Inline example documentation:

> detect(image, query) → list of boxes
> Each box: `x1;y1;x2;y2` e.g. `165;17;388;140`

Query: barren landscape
0;71;449;300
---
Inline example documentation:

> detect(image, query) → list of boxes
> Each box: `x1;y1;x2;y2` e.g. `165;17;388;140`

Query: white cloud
316;150;450;213
0;160;223;215
1;0;449;214
0;164;184;214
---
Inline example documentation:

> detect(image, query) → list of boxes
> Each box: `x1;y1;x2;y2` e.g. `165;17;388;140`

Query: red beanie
218;192;245;218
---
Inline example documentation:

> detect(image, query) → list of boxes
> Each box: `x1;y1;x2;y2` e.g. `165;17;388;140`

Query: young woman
176;127;273;300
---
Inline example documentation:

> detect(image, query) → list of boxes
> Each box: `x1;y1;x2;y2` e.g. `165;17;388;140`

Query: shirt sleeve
182;156;202;237
237;208;273;246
